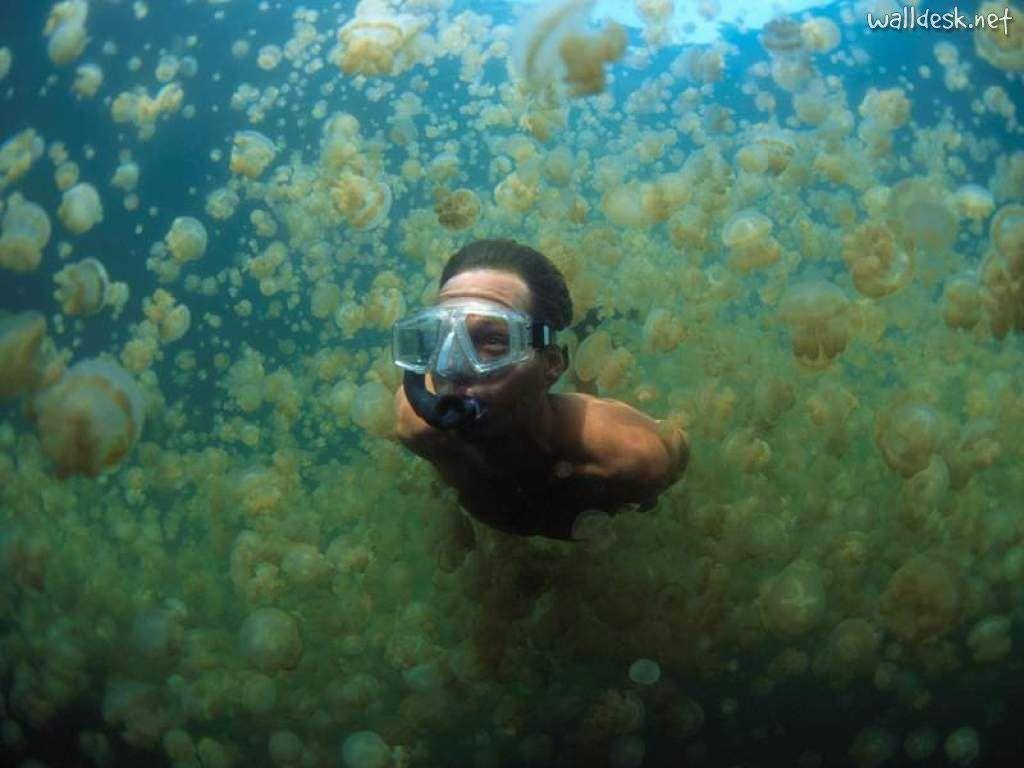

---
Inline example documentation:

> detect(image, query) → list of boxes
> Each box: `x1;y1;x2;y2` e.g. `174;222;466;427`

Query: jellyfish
760;560;826;636
58;182;103;234
0;129;45;189
980;249;1024;338
33;358;145;478
800;17;841;54
974;2;1023;71
434;187;480;230
330;172;392;231
0;312;59;400
111;160;139;192
990;203;1024;271
954;184;995;224
72;63;103;99
44;0;89;66
841;221;914;298
494;172;538;216
879;555;962;643
573;330;612;383
229;131;277;179
0;195;52;272
239;608;302;674
722;210;780;272
0;47;10;81
350;381;395;437
941;275;984;330
53;257;110;316
333;12;426;77
760;17;805;54
557;21;628;96
165;216;208;264
735;133;796;175
873;401;948;478
886;178;957;254
320;112;364;174
778;282;851;370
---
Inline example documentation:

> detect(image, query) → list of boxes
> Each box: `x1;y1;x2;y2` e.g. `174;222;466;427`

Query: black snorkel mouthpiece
403;371;486;433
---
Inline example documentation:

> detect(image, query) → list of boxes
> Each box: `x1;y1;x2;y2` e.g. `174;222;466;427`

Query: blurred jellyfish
0;312;60;400
722;210;780;272
331;173;392;231
879;555;962;643
350;381;395;437
44;0;89;66
72;62;103;99
110;160;140;192
887;177;957;254
778;282;851;370
230;131;277;178
944;727;980;767
0;47;10;81
760;560;826;635
58;182;104;234
53;257;110;316
165;216;208;264
954;184;995;224
873;401;948;478
332;12;426;77
966;615;1012;663
434;188;480;230
842;222;913;298
0;195;51;271
340;731;392;768
942;275;984;330
33;358;145;478
0;129;45;189
239;608;303;674
974;2;1023;70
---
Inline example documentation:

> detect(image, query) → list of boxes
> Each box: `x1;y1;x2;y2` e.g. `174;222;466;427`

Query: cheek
477;361;544;402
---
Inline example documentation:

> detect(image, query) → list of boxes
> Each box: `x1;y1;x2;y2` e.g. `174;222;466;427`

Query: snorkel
402;370;487;432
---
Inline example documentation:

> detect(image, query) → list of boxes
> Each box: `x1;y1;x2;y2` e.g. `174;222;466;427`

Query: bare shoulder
549;393;689;487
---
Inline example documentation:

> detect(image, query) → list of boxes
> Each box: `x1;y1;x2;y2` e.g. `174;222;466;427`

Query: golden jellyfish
760;560;826;636
573;329;612;383
72;62;103;99
735;134;796;176
44;0;89;66
333;12;426;77
558;21;628;96
974;2;1023;70
0;312;60;400
990;203;1024;271
320;112;363;174
858;87;911;132
110;160;139;192
814;618;879;687
722;210;780;272
57;182;103;234
886;178;958;254
879;555;962;643
0;195;52;272
778;282;851;370
641;308;684;354
494;171;537;215
0;47;10;81
350;381;395;438
54;160;79;191
33;358;145;478
434;187;480;230
53;257;110;316
941;275;984;331
0;129;45;189
164;216;208;264
953;184;995;224
596;346;634;393
873;401;948;478
229;131;277;179
980;249;1023;338
800;17;840;54
760;17;805;53
330;172;392;231
841;221;914;298
239;608;303;674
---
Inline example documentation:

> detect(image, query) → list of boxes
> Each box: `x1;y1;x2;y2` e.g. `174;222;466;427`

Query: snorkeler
391;238;689;540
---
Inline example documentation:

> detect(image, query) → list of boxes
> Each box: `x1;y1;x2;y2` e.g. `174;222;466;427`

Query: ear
542;345;567;386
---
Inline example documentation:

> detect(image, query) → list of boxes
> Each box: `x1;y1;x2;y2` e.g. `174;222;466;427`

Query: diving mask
392;299;554;380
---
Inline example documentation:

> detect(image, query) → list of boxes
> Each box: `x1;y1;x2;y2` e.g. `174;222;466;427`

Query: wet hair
439;238;573;332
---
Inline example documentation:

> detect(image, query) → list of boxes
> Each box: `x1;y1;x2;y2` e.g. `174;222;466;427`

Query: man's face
434;269;562;431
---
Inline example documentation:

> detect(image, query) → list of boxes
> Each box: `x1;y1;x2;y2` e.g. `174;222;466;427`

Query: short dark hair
439;239;573;332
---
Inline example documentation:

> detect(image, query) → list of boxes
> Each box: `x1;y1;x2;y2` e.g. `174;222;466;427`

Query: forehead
438;269;531;314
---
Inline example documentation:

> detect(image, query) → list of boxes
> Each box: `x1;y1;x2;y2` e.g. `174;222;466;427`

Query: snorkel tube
403;370;487;432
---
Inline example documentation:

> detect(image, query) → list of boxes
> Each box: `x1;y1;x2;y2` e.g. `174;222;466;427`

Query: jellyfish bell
0;195;51;272
842;221;914;298
974;1;1024;70
735;133;796;176
760;17;805;54
434;187;480;230
58;182;104;234
873;401;948;478
333;12;426;77
165;216;208;264
990;203;1024;272
331;173;392;231
44;0;89;66
230;131;277;179
0;312;62;400
722;209;780;272
954;184;995;223
53;257;110;316
886;177;958;254
778;281;851;370
32;358;145;478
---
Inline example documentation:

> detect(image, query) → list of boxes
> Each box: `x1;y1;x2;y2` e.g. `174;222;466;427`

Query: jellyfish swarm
53;257;110;316
778;282;851;370
33;359;145;478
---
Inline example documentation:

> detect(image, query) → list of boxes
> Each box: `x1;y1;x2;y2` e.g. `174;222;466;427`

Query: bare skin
392;269;689;540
